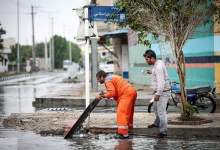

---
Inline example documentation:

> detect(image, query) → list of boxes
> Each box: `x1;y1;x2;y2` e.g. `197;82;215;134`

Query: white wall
121;44;128;72
0;54;9;72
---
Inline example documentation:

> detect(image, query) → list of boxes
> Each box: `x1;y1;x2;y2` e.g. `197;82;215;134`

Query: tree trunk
176;51;187;109
176;49;196;120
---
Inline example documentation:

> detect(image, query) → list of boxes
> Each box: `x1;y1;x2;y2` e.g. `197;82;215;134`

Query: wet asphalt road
0;72;68;115
0;71;220;150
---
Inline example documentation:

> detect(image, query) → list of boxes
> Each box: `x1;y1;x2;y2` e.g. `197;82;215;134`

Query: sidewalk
88;113;220;139
0;72;32;82
34;81;154;108
27;79;220;139
34;80;220;108
2;112;220;139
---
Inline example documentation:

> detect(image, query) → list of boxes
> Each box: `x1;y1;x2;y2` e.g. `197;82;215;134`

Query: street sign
88;6;125;22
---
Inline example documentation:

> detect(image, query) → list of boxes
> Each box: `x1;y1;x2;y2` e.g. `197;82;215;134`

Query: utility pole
17;0;20;73
50;18;54;71
44;39;48;71
49;37;52;71
73;0;91;108
91;20;99;92
31;5;36;72
91;37;98;91
69;41;72;62
84;0;90;107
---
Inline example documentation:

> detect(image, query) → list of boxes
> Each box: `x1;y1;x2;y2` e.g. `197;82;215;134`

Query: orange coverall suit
103;75;137;135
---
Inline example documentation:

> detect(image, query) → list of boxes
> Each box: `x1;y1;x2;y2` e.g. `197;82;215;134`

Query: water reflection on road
1;72;220;150
0;72;66;115
1;131;220;150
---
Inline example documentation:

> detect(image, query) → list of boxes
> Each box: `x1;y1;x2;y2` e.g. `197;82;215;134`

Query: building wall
0;38;14;73
214;21;220;93
121;44;129;78
0;48;11;73
0;54;9;72
111;37;129;78
128;23;220;92
96;0;114;6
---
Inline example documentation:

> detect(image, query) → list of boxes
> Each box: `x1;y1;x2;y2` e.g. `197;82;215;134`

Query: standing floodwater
0;72;66;115
1;130;220;150
1;72;220;150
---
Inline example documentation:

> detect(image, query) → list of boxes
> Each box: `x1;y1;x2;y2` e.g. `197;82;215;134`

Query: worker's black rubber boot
156;132;167;138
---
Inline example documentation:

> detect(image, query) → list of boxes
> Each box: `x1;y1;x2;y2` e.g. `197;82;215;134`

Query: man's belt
153;89;170;94
163;89;170;92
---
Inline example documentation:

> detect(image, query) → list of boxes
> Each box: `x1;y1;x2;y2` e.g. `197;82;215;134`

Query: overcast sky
0;0;84;45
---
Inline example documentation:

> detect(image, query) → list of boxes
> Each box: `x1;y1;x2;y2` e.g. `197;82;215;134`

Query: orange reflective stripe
117;125;128;129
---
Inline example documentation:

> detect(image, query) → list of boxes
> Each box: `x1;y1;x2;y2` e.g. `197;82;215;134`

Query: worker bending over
96;70;137;139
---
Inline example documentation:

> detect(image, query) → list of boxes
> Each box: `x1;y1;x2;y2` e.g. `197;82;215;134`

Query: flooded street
1;72;220;150
1;130;220;150
0;72;67;115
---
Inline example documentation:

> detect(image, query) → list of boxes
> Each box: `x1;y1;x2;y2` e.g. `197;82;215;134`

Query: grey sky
0;0;84;45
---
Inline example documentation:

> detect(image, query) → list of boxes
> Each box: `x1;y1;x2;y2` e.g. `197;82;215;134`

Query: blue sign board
88;6;125;22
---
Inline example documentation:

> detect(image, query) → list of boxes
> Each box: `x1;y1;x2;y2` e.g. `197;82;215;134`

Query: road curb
33;97;151;108
0;73;31;82
34;95;220;108
88;127;220;139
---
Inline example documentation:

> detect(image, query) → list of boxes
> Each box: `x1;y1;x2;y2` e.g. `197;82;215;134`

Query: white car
67;63;80;79
63;60;72;71
99;61;115;74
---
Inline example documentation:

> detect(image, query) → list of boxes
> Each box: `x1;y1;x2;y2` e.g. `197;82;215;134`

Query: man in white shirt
143;49;170;138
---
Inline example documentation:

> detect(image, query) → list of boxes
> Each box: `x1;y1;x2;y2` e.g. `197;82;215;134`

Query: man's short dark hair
143;49;156;59
96;70;107;78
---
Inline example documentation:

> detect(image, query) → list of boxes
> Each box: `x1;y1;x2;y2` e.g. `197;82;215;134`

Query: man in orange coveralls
96;70;137;139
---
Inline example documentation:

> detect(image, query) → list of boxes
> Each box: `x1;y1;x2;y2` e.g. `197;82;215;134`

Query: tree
71;42;82;63
8;45;17;63
9;35;82;70
35;42;45;58
9;44;32;64
116;0;220;120
52;35;82;68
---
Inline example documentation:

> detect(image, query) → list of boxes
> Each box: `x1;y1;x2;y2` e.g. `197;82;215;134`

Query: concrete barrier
33;97;151;109
0;73;31;82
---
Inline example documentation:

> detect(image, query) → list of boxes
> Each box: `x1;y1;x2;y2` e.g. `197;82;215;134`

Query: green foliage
53;35;68;68
115;0;220;120
35;42;45;58
180;101;198;121
116;0;219;47
71;43;81;63
52;35;82;68
9;44;32;64
9;35;82;69
8;45;17;63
